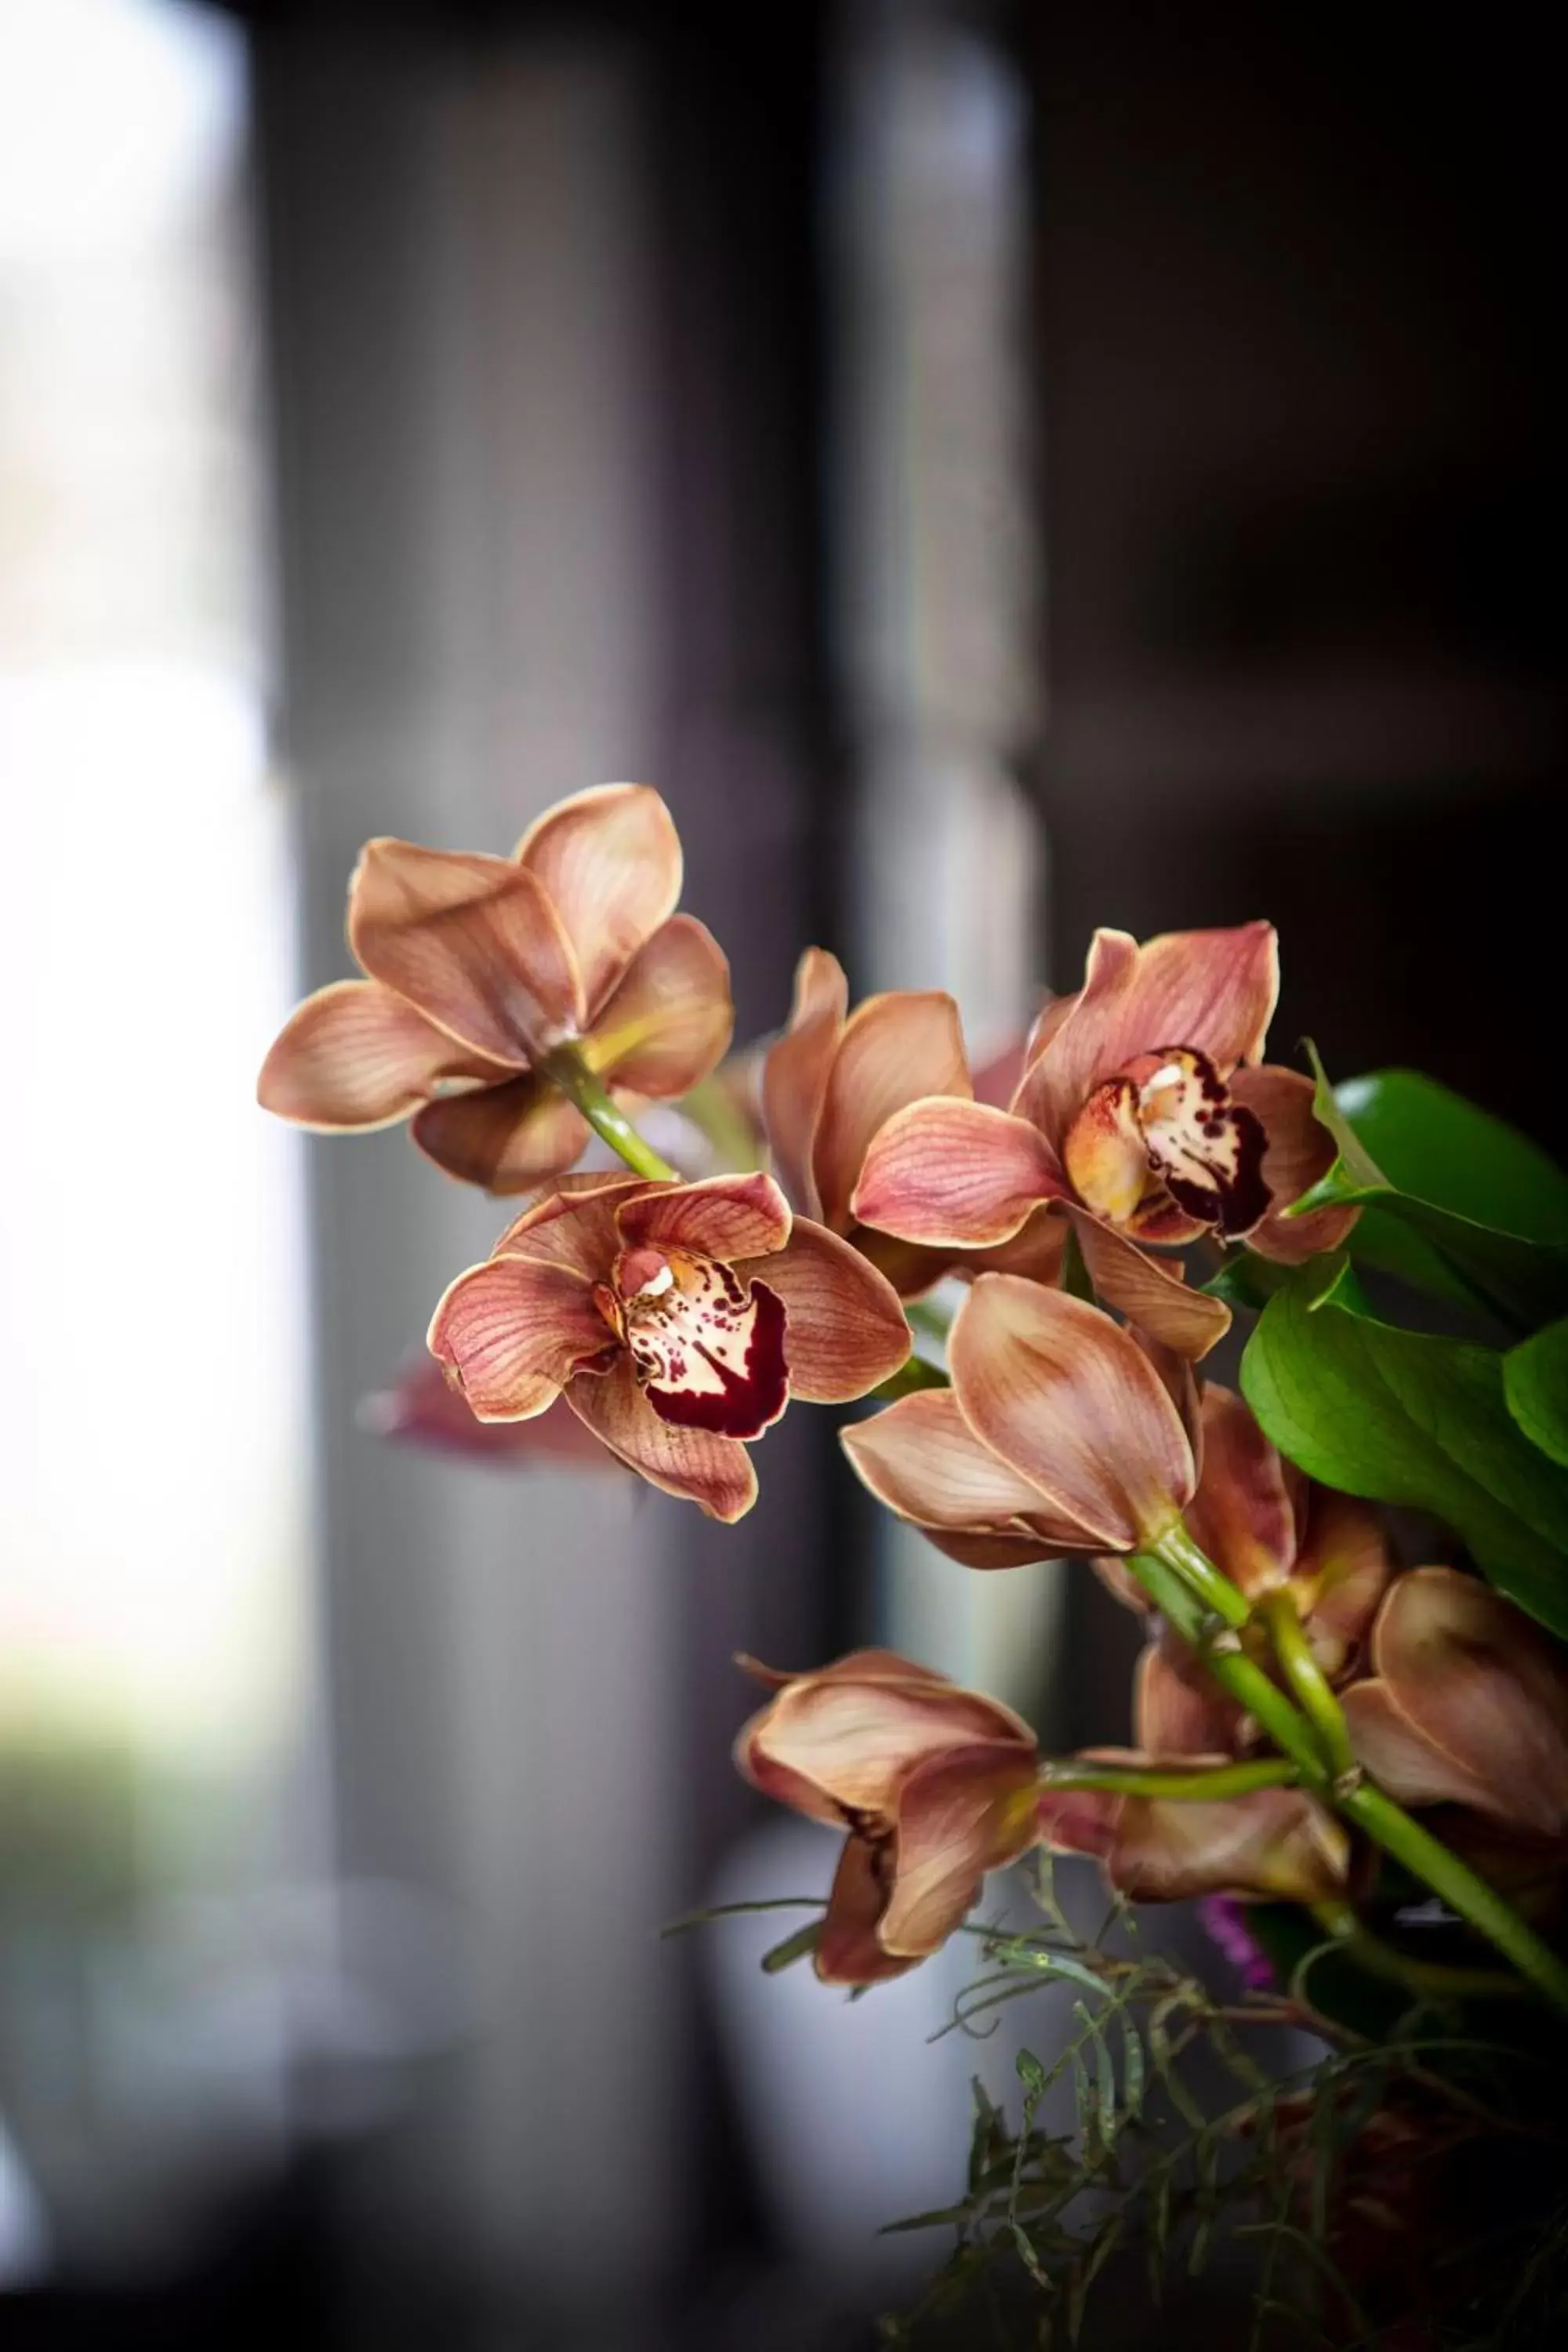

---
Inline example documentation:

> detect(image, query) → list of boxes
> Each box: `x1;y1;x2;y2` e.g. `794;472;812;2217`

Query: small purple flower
1199;1896;1276;1990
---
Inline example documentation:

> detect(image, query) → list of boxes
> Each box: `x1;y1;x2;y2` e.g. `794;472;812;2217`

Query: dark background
3;2;1561;2345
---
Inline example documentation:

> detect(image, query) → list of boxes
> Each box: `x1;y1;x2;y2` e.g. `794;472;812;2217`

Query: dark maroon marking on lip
643;1279;789;1439
1160;1103;1272;1236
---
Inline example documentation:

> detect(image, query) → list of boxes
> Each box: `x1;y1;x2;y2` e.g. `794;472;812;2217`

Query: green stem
1130;1535;1568;2013
1258;1589;1358;1781
1040;1758;1300;1802
1145;1519;1251;1632
543;1044;681;1181
1310;1901;1526;2005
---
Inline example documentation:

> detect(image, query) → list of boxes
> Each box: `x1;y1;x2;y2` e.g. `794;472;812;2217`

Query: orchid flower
761;949;1064;1297
1341;1568;1568;1845
841;1277;1197;1566
259;784;733;1192
851;923;1356;1355
428;1171;909;1520
1096;1384;1396;1755
734;1650;1041;1984
1036;1753;1350;1906
360;1352;630;1472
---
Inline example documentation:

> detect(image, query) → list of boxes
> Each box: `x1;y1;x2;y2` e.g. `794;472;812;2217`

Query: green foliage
1240;1267;1568;1636
1504;1318;1568;1471
1290;1052;1568;1330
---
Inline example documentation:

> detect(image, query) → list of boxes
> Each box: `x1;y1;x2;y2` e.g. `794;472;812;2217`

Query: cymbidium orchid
1341;1567;1568;1846
1096;1384;1396;1756
733;1650;1041;1984
427;1171;909;1520
841;1277;1198;1566
761;949;1064;1297
851;922;1356;1356
259;784;733;1191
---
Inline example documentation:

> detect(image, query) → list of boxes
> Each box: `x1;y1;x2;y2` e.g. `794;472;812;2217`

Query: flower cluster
260;781;1568;2023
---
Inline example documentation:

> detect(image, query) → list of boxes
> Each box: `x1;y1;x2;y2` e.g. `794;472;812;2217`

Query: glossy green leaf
1504;1318;1568;1471
1240;1275;1568;1635
1288;1049;1568;1330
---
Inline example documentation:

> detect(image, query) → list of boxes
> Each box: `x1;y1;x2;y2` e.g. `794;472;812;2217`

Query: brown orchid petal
513;782;682;1014
1293;1490;1393;1673
817;1836;913;1985
258;978;503;1130
1092;1555;1152;1615
1035;1756;1129;1860
737;1218;910;1402
1068;1210;1232;1360
1111;1786;1348;1904
412;1076;591;1192
1134;1640;1247;1757
1029;924;1278;1144
760;948;849;1220
1365;1567;1568;1838
426;1254;614;1419
584;913;734;1095
1341;1681;1504;1819
851;1099;1067;1247
813;990;973;1230
974;1203;1072;1288
562;1354;758;1520
841;1389;1071;1535
1231;1063;1361;1264
617;1171;793;1263
880;1747;1040;1958
925;1528;1062;1570
737;1649;953;1693
490;1174;651;1276
1184;1384;1299;1599
972;1035;1029;1110
949;1276;1197;1553
349;839;584;1061
1132;1330;1205;1466
747;1670;1034;1818
362;1355;625;1470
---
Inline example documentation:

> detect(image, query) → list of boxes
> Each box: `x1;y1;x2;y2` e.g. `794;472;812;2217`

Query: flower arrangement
261;782;1568;2344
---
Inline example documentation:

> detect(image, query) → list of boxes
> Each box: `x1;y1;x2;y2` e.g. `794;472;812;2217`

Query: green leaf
1240;1275;1568;1635
1290;1051;1568;1330
1504;1319;1568;1470
760;1919;825;1973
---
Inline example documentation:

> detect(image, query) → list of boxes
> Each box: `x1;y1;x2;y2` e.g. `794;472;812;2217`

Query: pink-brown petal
746;1669;1035;1819
490;1174;652;1276
851;1098;1068;1247
583;913;734;1096
816;1835;913;1986
925;1527;1064;1570
840;1388;1086;1543
349;839;584;1062
411;1076;592;1192
949;1276;1197;1553
616;1170;793;1264
1292;1489;1394;1674
426;1254;615;1420
1364;1566;1568;1839
736;1218;910;1402
562;1353;759;1520
1134;1640;1247;1757
513;782;682;1015
1231;1063;1362;1265
1109;1785;1348;1904
1067;1210;1232;1360
880;1746;1041;1958
1341;1680;1505;1820
257;978;504;1130
364;1354;627;1471
1184;1383;1300;1600
760;947;849;1221
812;989;974;1232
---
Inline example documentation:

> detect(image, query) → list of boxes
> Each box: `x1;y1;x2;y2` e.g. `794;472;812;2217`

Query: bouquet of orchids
261;784;1568;2344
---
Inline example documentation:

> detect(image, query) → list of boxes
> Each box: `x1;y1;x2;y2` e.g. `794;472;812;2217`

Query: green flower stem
1257;1589;1359;1781
905;1298;953;1345
1309;1901;1526;2004
542;1045;681;1182
1144;1519;1251;1632
1131;1533;1568;2014
1039;1758;1300;1802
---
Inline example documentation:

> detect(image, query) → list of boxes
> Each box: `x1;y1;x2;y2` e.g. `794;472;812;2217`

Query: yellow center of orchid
1062;1044;1271;1240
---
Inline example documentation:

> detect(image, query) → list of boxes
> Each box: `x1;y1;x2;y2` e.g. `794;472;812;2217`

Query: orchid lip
609;1244;789;1439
